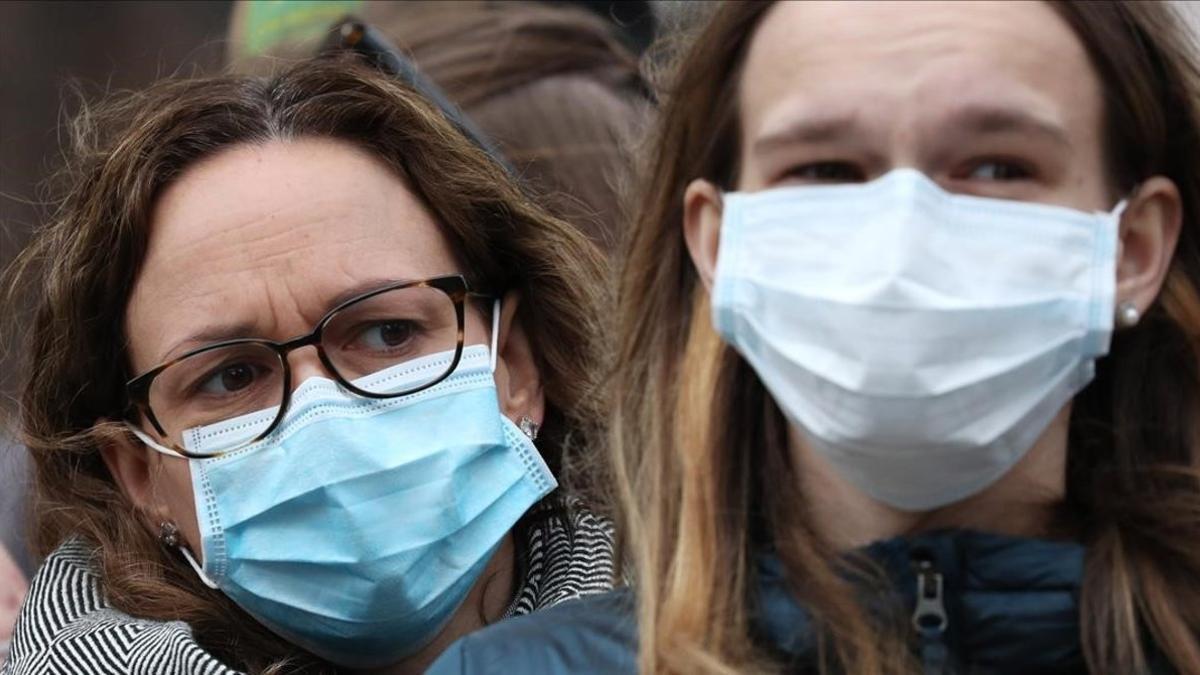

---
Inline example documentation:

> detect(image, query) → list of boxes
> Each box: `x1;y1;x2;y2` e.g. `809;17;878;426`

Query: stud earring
518;415;540;441
1117;301;1141;328
159;521;180;548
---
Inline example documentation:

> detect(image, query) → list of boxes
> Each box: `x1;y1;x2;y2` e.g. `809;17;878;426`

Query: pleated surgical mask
712;168;1123;510
181;342;556;667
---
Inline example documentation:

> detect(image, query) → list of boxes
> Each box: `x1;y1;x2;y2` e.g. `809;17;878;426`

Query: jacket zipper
912;557;949;675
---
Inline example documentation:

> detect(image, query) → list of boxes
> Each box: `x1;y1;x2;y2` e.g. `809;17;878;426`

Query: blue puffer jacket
426;530;1160;674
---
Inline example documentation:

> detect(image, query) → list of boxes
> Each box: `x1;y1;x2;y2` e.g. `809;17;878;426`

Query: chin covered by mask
178;343;556;668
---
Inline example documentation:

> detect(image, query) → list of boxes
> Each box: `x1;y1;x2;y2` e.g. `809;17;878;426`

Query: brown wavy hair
612;1;1200;673
2;56;607;673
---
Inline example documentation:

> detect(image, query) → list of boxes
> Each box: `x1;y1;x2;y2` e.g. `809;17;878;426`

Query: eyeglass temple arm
322;18;516;177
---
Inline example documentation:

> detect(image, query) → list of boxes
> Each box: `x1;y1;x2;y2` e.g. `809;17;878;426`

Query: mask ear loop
489;297;501;374
1111;199;1130;219
180;546;220;590
135;441;221;591
128;426;186;458
158;518;219;590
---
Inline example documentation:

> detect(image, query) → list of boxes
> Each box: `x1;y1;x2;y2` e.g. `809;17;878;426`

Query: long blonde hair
3;57;607;673
612;2;1200;673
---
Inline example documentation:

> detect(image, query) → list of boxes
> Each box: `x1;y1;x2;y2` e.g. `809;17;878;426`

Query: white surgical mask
712;168;1124;510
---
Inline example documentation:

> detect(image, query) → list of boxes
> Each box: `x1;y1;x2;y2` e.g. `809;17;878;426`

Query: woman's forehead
124;138;459;369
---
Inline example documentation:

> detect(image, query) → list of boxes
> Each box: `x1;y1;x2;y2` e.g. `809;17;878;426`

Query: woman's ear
492;292;545;427
100;427;170;523
100;425;203;553
683;179;725;291
1116;175;1183;315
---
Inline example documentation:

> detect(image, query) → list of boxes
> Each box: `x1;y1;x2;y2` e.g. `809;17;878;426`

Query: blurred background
1;1;231;395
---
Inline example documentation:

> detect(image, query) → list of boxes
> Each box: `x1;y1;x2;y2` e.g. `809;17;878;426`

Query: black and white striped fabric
2;504;615;674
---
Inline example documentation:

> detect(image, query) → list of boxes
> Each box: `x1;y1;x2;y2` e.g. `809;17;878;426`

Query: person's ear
491;291;545;428
683;179;725;292
1116;176;1183;317
99;427;171;524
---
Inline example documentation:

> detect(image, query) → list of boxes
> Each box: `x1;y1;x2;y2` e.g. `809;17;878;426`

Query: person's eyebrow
156;277;405;364
944;104;1072;150
752;112;863;154
323;277;406;311
159;320;261;364
750;104;1072;155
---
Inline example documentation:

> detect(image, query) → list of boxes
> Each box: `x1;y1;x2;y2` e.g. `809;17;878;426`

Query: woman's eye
965;160;1032;181
198;363;260;396
781;161;865;184
357;320;418;351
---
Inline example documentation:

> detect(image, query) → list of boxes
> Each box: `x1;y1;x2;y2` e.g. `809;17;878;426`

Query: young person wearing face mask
425;2;1200;674
0;57;612;675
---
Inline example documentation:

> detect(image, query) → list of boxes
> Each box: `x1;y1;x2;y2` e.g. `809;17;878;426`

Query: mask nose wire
489;297;501;374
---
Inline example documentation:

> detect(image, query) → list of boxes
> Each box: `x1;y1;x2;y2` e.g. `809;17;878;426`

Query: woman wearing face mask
1;57;612;675
426;2;1200;674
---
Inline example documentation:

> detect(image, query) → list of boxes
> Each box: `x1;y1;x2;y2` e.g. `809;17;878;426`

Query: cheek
154;458;202;553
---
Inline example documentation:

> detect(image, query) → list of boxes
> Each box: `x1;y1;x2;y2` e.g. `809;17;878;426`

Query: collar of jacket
754;529;1086;673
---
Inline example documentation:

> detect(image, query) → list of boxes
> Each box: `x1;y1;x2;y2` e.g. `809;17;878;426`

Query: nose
285;344;335;390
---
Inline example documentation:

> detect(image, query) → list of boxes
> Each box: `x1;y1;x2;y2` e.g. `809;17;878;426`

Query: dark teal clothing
426;530;1096;674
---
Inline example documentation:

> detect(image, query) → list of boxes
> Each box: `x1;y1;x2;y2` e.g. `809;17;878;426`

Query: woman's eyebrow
323;277;402;310
161;320;260;363
155;277;410;364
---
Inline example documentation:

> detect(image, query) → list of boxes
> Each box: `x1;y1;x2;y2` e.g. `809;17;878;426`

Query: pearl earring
518;415;540;441
1117;301;1141;328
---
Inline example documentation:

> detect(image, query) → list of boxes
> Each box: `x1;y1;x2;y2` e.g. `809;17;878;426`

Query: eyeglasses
126;275;489;459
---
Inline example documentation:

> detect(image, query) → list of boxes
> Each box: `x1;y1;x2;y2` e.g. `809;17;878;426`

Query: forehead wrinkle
126;137;462;376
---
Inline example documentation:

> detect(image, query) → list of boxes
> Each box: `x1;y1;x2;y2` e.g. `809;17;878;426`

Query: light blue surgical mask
713;169;1125;511
172;333;556;667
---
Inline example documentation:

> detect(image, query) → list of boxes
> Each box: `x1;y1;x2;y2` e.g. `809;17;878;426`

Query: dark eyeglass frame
125;274;490;457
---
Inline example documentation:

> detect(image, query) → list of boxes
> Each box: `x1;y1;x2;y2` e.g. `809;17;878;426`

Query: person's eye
353;320;420;352
197;362;264;396
780;161;866;184
963;159;1033;181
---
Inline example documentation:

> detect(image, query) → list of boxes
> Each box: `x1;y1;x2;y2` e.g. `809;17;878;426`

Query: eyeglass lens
144;284;460;455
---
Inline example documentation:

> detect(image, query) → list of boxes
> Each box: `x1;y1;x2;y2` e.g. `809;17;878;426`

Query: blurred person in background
1;56;612;675
0;436;31;663
426;1;1200;674
227;0;652;253
0;552;22;663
